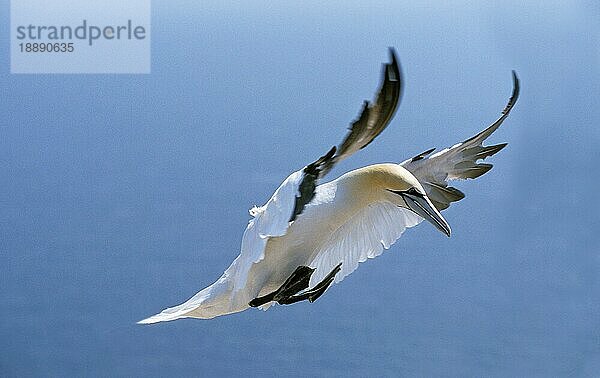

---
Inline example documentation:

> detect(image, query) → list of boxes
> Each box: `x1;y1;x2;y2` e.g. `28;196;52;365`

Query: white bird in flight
139;48;519;323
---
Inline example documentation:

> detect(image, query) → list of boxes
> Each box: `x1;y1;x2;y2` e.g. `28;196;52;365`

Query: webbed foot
249;263;342;307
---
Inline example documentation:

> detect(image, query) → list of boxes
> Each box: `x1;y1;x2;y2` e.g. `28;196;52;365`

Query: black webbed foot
249;263;342;307
249;265;315;307
305;262;342;302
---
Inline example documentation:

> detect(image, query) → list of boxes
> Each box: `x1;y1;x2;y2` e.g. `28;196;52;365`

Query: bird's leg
248;266;315;307
249;263;343;307
305;262;342;302
276;263;343;305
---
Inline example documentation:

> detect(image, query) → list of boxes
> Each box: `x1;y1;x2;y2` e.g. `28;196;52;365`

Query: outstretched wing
233;49;403;289
290;48;402;222
233;170;304;289
324;48;402;174
309;202;422;287
309;71;519;288
401;71;520;210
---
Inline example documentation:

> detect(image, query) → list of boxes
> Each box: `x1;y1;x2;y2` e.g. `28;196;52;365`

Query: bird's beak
401;192;451;237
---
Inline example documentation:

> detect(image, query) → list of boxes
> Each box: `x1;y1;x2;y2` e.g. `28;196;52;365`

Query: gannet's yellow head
347;163;451;236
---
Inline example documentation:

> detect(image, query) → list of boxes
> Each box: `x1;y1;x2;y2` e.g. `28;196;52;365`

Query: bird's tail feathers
137;274;235;324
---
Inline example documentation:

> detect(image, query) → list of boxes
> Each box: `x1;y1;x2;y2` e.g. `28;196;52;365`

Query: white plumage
139;49;519;323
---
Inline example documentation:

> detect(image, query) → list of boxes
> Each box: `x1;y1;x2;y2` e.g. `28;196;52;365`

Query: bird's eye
407;187;423;196
386;188;424;197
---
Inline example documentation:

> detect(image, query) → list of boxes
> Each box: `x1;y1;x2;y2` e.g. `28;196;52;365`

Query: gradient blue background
1;1;599;376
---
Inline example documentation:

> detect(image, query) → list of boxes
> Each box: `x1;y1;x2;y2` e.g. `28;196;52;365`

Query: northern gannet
139;49;519;323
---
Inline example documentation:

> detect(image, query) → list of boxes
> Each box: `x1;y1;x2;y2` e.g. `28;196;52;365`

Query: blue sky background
1;1;599;376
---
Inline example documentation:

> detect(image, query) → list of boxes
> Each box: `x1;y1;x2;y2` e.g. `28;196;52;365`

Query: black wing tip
496;142;509;150
410;147;436;162
511;70;520;98
386;47;401;83
490;142;508;156
504;70;520;115
388;47;398;65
